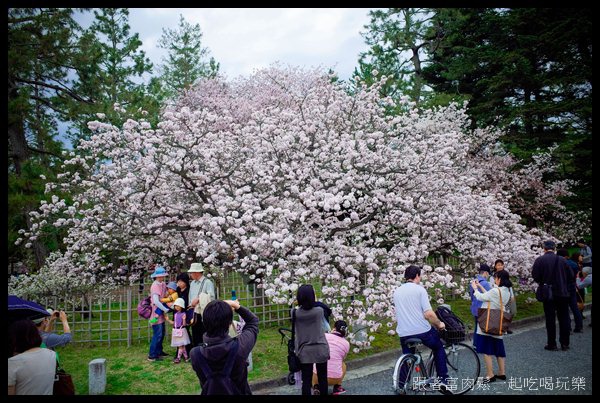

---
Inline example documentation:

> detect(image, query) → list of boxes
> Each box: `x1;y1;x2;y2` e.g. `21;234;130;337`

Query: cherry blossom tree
14;65;559;347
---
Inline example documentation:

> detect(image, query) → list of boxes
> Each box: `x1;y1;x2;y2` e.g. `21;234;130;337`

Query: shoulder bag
477;288;513;336
53;352;75;395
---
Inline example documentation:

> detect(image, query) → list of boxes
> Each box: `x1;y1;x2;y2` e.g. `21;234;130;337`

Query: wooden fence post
127;289;132;347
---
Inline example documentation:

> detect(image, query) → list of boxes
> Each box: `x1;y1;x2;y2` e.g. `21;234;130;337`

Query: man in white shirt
188;262;215;346
394;265;450;394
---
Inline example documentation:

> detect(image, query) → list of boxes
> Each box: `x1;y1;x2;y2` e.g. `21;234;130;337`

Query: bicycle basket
440;328;466;344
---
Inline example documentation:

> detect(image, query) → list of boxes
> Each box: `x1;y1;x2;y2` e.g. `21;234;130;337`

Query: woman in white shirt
8;319;57;395
471;270;512;383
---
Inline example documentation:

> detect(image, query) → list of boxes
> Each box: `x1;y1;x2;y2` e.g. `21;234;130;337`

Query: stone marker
89;358;106;395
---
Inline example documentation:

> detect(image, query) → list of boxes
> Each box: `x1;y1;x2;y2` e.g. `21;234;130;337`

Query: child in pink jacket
312;320;350;395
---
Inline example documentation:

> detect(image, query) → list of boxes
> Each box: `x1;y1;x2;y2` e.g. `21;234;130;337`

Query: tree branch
15;77;95;104
27;145;64;159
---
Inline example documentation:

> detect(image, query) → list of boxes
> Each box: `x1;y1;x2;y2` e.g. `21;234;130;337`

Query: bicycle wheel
428;342;480;395
393;354;428;395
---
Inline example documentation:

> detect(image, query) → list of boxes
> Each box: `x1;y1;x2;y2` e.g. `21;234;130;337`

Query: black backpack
196;339;241;395
435;306;466;343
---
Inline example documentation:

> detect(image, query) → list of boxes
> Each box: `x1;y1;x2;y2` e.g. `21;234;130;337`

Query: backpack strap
221;338;240;377
291;308;296;342
54;351;64;373
196;338;239;378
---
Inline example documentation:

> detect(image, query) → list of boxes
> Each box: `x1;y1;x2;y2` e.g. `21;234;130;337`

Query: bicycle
392;329;480;395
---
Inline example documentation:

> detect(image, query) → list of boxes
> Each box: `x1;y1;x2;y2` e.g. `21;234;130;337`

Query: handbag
287;340;301;373
53;353;75;395
287;309;301;373
477;288;513;336
535;283;553;302
173;328;184;337
577;292;584;312
193;278;212;315
194;292;211;315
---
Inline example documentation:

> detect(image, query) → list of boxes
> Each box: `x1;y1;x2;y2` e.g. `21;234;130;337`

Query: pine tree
356;8;443;106
423;8;592;213
8;8;89;270
68;8;156;143
157;14;219;100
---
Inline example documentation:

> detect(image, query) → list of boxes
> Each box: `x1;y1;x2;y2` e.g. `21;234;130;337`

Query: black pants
301;362;327;396
191;313;205;347
543;297;570;347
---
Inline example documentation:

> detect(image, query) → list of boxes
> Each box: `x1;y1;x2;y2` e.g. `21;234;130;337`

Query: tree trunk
25;210;47;270
8;78;30;175
411;46;423;105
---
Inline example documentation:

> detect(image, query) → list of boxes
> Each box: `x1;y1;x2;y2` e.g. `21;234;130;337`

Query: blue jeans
568;290;583;331
149;322;165;358
399;327;449;388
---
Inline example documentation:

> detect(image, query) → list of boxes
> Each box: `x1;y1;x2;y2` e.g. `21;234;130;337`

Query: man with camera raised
33;309;72;349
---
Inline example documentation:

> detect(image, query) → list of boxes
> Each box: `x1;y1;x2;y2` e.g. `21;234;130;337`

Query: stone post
88;358;106;395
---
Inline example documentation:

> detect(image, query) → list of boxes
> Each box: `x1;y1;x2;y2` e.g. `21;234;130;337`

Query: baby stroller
278;327;297;385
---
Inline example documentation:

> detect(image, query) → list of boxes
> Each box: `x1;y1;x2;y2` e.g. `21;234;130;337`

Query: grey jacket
293;307;330;364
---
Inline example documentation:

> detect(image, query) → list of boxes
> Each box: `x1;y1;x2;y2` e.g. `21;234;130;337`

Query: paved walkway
253;308;593;395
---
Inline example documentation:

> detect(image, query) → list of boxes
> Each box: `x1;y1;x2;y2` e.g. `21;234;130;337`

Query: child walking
166;298;191;363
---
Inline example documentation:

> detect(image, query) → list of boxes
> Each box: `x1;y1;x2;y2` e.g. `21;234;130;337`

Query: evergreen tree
157;14;219;100
423;8;592;213
8;8;90;270
68;8;156;143
356;8;443;106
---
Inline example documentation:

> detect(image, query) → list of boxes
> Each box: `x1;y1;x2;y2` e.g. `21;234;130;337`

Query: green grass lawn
56;323;402;394
55;289;591;394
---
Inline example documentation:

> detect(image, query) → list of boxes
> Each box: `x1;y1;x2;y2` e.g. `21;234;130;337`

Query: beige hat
188;263;204;273
173;298;186;309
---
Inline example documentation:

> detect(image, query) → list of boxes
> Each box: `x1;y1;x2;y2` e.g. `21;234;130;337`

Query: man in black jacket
532;240;574;351
190;299;259;395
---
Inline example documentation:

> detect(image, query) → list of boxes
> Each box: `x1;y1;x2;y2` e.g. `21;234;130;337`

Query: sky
75;8;377;81
59;8;377;147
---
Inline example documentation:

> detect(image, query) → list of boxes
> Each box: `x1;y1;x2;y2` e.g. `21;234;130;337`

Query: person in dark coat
314;300;332;332
569;253;586;310
190;299;259;395
557;249;583;333
175;272;193;358
532;240;573;351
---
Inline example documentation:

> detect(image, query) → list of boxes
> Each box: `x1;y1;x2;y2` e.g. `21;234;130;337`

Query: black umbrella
8;295;50;323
